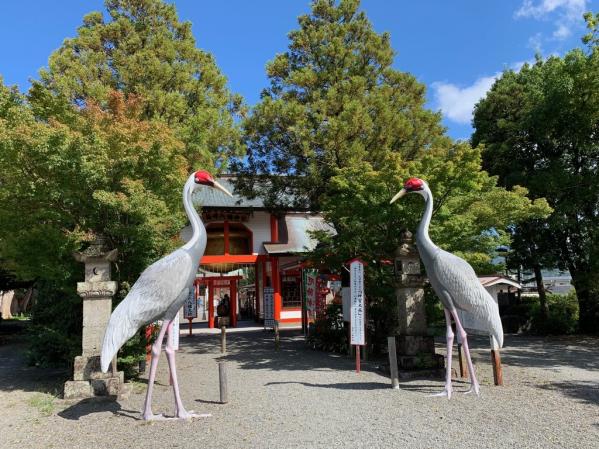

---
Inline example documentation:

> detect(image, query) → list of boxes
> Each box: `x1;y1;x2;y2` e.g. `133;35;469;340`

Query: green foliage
307;304;348;354
233;0;550;352
473;16;599;333
0;0;243;367
531;291;579;335
26;284;82;367
31;0;244;169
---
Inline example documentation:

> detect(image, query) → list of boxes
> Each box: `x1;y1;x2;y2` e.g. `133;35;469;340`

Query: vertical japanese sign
183;290;197;319
264;287;274;329
350;259;365;346
304;271;318;321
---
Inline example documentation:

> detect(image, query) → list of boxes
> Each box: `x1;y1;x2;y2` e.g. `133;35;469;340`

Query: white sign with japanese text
350;260;365;346
183;290;197;319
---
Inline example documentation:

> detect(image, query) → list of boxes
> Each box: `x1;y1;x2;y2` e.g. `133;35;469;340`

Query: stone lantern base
64;355;128;400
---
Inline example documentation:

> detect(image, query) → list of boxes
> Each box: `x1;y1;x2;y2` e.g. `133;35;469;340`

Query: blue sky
0;0;596;139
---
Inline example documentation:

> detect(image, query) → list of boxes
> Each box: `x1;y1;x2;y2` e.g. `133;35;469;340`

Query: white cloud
528;33;544;52
515;0;588;41
432;75;497;125
432;61;534;125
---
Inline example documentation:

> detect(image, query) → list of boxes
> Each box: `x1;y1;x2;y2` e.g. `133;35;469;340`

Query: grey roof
264;214;336;254
193;177;266;209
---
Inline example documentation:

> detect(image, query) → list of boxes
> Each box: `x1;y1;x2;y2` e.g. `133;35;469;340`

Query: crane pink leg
431;308;454;399
164;320;209;420
142;321;171;420
450;310;480;396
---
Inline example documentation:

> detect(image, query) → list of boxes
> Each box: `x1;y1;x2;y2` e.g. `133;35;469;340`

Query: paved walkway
0;328;598;449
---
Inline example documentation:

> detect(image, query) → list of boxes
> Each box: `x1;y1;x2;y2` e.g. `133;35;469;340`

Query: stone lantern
391;230;444;377
63;236;125;400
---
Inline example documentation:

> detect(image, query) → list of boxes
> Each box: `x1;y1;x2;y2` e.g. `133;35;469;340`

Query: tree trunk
571;270;599;334
1;290;14;319
533;264;548;320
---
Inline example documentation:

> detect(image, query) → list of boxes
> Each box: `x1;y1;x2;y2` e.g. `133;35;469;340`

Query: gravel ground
0;327;598;449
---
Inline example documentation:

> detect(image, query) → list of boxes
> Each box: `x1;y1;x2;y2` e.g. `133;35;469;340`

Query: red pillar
208;280;215;329
272;257;282;322
254;256;261;321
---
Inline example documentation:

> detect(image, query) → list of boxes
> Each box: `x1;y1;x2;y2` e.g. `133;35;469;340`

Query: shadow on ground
57;398;139;420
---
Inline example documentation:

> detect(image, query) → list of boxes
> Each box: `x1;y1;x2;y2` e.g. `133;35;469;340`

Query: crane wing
432;250;503;348
100;249;194;372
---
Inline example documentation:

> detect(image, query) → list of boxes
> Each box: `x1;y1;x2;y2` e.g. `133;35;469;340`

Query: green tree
472;14;599;333
30;0;244;169
233;0;551;348
0;0;244;366
232;0;447;210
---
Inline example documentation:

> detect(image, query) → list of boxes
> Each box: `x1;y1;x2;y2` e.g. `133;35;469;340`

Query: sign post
349;258;366;374
183;289;198;336
264;287;274;329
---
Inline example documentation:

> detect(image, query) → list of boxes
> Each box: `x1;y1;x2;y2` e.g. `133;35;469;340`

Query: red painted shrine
180;176;334;329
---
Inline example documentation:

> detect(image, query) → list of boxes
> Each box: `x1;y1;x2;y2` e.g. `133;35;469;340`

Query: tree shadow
184;329;360;374
490;335;599;372
0;340;69;395
58;398;139;420
537;380;599;407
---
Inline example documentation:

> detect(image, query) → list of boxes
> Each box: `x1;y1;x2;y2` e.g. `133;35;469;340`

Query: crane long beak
213;180;233;197
390;189;407;204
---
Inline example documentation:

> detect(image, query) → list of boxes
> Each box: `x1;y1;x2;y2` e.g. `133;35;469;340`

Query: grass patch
28;392;57;417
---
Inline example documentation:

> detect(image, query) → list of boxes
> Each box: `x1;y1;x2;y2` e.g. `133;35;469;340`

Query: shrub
307;304;348;354
531;291;579;335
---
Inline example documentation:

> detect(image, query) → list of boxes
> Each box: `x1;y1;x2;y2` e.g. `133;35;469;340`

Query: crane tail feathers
100;300;141;373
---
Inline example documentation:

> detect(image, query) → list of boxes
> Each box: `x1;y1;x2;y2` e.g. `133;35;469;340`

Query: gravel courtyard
1;327;597;449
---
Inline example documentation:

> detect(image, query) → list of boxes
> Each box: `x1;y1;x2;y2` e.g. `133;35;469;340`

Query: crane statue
100;170;232;420
390;177;503;398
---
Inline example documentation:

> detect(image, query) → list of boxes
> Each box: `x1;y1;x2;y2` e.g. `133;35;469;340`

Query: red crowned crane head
390;177;427;203
193;170;233;197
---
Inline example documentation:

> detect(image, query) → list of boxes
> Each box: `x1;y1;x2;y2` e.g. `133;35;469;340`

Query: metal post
220;325;226;354
218;362;228;404
387;337;399;389
355;345;361;373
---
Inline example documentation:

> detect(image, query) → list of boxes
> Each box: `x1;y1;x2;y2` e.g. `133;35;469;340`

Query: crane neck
182;175;205;252
416;185;437;256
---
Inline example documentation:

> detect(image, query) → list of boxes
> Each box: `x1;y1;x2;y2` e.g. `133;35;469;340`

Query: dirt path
0;329;597;449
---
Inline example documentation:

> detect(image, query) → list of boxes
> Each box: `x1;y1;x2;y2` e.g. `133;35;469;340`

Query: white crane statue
390;177;503;398
100;170;232;420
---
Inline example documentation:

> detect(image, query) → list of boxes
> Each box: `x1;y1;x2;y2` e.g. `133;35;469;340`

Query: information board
264;287;274;329
183;290;197;319
350;260;365;346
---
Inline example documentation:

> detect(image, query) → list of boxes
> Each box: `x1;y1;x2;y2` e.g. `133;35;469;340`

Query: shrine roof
193;175;305;210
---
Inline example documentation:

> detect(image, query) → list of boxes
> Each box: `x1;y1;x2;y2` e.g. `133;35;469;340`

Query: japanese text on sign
350;260;365;346
183;290;197;319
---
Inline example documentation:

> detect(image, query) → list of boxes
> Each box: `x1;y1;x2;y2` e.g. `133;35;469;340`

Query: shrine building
180;176;334;329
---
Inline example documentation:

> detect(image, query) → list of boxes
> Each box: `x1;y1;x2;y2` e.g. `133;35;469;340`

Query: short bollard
387;336;400;389
218;361;228;404
220;325;226;354
274;320;280;350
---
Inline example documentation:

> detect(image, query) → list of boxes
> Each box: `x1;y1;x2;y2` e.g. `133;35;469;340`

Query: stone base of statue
64;355;129;400
384;231;445;380
393;335;445;379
